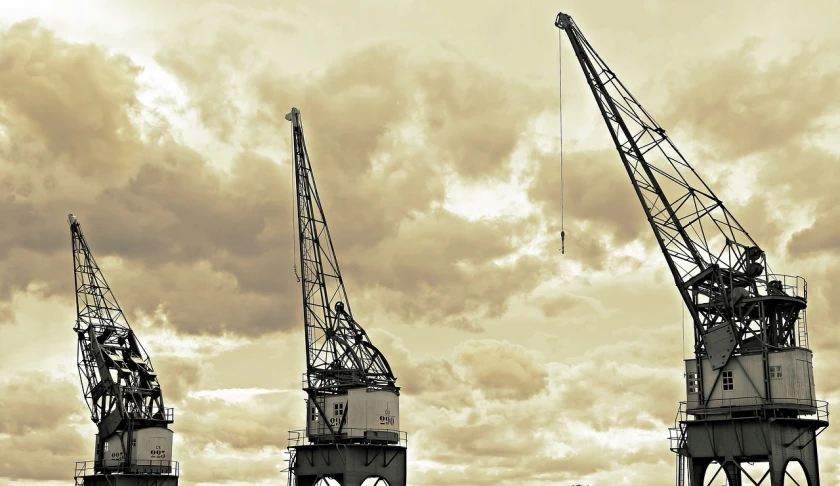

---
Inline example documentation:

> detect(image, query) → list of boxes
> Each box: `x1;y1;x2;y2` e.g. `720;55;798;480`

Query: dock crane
69;214;179;486
284;108;407;486
555;13;828;485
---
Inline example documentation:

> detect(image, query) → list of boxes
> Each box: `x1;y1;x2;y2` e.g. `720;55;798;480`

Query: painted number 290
379;416;395;426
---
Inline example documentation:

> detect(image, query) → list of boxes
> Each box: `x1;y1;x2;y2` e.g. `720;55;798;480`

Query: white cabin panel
686;348;816;411
306;388;400;439
345;388;367;437
102;433;127;468
134;427;173;463
366;390;399;432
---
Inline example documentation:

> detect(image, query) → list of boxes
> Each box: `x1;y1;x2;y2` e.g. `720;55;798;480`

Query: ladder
676;454;686;486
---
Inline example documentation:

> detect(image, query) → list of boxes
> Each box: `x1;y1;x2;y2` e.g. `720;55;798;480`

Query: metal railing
680;397;828;418
137;407;174;422
116;405;174;422
764;273;807;300
287;428;408;448
669;398;828;452
73;460;180;479
669;424;687;453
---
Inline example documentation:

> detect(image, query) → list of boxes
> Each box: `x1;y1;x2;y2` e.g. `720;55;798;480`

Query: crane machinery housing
69;214;179;486
283;108;407;486
555;13;829;486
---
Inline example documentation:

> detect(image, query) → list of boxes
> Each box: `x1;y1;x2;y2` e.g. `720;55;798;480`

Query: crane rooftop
307;388;400;442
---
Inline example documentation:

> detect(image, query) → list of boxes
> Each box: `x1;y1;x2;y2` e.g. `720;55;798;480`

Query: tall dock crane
554;13;828;485
69;214;179;486
284;108;407;486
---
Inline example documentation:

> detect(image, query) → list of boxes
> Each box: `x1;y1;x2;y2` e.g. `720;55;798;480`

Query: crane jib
554;14;808;374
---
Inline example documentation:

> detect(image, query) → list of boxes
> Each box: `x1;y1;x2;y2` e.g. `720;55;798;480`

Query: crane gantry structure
69;214;179;486
284;108;407;486
555;13;828;485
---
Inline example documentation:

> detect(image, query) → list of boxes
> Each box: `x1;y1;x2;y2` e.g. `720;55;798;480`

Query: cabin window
686;372;698;394
104;442;109;452
770;365;782;379
311;407;318;422
722;370;734;391
334;402;344;415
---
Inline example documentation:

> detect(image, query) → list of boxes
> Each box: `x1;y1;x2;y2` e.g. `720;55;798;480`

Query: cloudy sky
0;0;838;484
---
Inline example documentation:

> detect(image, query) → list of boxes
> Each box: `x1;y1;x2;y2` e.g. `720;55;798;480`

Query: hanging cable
558;30;566;254
682;303;686;360
291;153;301;283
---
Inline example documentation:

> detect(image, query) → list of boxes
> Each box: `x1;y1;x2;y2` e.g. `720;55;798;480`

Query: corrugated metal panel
103;433;127;468
308;395;338;437
687;348;819;412
346;388;367;437
134;427;173;462
736;354;765;404
767;348;815;405
307;389;401;438
366;390;400;432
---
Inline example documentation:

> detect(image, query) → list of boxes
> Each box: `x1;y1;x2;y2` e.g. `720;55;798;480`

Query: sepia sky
0;0;839;484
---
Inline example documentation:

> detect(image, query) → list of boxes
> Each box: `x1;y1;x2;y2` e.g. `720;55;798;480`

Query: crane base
677;417;823;485
289;444;406;486
78;475;178;486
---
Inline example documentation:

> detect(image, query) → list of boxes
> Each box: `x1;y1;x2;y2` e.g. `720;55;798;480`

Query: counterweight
69;214;179;486
555;13;828;485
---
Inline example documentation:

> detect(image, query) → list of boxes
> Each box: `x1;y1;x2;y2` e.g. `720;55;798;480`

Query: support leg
723;461;742;486
688;458;711;486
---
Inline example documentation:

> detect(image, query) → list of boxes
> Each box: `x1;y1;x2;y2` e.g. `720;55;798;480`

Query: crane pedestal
74;460;179;486
675;415;825;485
77;474;178;486
288;443;406;486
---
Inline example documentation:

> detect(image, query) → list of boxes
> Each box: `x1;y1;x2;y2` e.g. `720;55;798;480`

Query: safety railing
669;398;828;452
764;273;807;300
677;397;828;423
288;428;408;448
119;405;174;422
161;407;175;422
73;460;180;478
668;423;687;453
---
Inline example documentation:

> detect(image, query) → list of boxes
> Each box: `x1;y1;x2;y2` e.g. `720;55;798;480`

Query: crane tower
554;13;828;485
284;108;407;486
69;214;179;486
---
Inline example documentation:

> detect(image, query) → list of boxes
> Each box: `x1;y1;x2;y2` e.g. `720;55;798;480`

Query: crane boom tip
555;12;573;29
285;107;301;123
68;213;77;227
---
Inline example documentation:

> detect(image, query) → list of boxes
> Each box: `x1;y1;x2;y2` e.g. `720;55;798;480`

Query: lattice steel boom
71;214;167;428
284;109;406;486
555;13;807;374
287;108;397;399
555;13;826;485
70;214;177;485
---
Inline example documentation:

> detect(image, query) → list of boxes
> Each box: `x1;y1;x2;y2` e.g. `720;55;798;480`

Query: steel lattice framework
70;214;168;438
555;13;807;377
555;13;826;485
286;108;397;402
